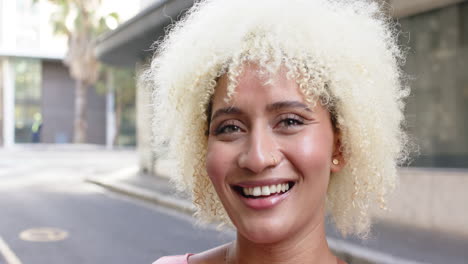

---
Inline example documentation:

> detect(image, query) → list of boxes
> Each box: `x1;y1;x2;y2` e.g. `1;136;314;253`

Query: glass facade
118;103;136;146
117;67;136;147
13;58;41;143
400;3;468;168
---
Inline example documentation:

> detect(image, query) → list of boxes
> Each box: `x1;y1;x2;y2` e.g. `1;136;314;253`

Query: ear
331;131;345;173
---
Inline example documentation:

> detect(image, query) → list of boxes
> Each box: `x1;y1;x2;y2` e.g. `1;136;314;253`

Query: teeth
242;183;291;197
261;186;270;196
270;185;276;193
253;186;261;196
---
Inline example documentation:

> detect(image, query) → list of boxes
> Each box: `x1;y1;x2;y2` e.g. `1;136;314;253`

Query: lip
232;181;295;210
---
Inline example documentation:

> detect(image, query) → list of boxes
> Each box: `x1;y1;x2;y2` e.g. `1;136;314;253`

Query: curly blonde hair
143;0;410;237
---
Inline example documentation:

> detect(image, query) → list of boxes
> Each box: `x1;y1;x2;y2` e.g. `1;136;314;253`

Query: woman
146;0;410;263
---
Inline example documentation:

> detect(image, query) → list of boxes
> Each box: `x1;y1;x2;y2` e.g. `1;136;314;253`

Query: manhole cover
19;227;68;242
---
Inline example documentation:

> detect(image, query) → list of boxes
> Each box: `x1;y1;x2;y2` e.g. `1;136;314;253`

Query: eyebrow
211;106;243;122
210;100;312;121
266;100;313;113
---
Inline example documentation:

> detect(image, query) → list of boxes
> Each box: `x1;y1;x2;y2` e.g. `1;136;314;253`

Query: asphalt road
0;146;234;264
2;146;468;264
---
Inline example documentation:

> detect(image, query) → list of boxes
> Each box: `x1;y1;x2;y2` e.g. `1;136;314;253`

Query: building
95;0;468;237
0;0;115;146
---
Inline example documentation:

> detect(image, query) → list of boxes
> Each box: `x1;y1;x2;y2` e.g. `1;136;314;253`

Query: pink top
153;253;347;264
152;254;193;264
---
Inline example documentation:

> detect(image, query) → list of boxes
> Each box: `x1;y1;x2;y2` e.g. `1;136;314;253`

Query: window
13;58;41;143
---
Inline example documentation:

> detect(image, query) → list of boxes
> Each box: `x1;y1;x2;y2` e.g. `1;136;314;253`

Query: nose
237;127;278;174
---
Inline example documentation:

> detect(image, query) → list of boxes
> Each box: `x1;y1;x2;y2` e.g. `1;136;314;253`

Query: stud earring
332;159;339;165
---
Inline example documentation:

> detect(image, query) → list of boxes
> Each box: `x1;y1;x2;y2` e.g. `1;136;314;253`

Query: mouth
231;181;296;199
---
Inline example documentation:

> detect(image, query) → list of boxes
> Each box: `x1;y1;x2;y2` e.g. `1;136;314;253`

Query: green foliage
33;0;118;37
33;0;121;84
94;65;136;146
32;0;132;144
95;66;136;108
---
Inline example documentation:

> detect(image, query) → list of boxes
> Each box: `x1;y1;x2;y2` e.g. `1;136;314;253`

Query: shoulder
188;243;231;264
158;243;230;264
153;254;192;264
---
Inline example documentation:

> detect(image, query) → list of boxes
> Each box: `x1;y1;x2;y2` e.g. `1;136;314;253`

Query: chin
236;216;295;244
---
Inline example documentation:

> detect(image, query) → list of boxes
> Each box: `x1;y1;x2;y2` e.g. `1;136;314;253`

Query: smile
238;182;294;197
231;180;296;210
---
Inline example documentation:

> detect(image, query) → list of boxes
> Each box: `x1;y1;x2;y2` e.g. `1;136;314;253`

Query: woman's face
206;64;343;244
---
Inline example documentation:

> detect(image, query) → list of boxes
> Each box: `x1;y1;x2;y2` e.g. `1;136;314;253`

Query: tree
33;0;118;143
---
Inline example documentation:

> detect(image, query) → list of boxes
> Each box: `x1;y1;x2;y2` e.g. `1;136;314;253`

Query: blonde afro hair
144;0;410;237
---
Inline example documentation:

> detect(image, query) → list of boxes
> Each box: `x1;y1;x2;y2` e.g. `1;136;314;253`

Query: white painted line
328;237;429;264
0;236;22;264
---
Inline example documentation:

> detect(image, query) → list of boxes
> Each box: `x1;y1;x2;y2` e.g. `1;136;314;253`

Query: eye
215;124;242;135
276;114;304;132
277;114;305;129
281;118;303;127
213;120;244;136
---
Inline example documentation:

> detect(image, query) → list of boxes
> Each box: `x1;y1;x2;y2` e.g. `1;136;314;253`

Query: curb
328;238;427;264
87;173;428;264
86;177;195;216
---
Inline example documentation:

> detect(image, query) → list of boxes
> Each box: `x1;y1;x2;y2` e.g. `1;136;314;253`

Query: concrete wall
401;2;468;168
371;3;468;235
41;60;74;143
374;168;468;237
0;60;3;145
389;0;467;17
41;60;106;144
86;77;107;145
136;62;154;173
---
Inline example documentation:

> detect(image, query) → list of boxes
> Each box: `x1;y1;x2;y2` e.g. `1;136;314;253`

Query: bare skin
190;63;345;264
189;222;345;264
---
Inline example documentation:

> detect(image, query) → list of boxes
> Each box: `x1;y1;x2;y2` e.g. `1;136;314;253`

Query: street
2;146;468;264
0;146;233;264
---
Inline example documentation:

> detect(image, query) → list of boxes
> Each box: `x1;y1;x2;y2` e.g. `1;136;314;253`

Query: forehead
213;63;305;108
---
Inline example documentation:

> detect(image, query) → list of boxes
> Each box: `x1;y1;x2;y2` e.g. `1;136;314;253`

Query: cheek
284;129;334;176
206;141;233;189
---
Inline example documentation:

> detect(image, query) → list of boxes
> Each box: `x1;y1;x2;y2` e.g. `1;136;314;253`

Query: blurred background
0;0;467;263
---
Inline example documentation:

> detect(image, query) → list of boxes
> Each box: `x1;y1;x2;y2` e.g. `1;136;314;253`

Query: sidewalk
88;169;468;264
87;169;194;215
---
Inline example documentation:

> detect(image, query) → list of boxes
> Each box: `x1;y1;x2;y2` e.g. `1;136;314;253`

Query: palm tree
34;0;118;143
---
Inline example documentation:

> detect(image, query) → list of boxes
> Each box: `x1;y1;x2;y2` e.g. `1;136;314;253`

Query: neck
228;218;336;264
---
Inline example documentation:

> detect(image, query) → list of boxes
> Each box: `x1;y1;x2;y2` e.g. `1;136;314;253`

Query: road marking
19;228;68;242
0;236;22;264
